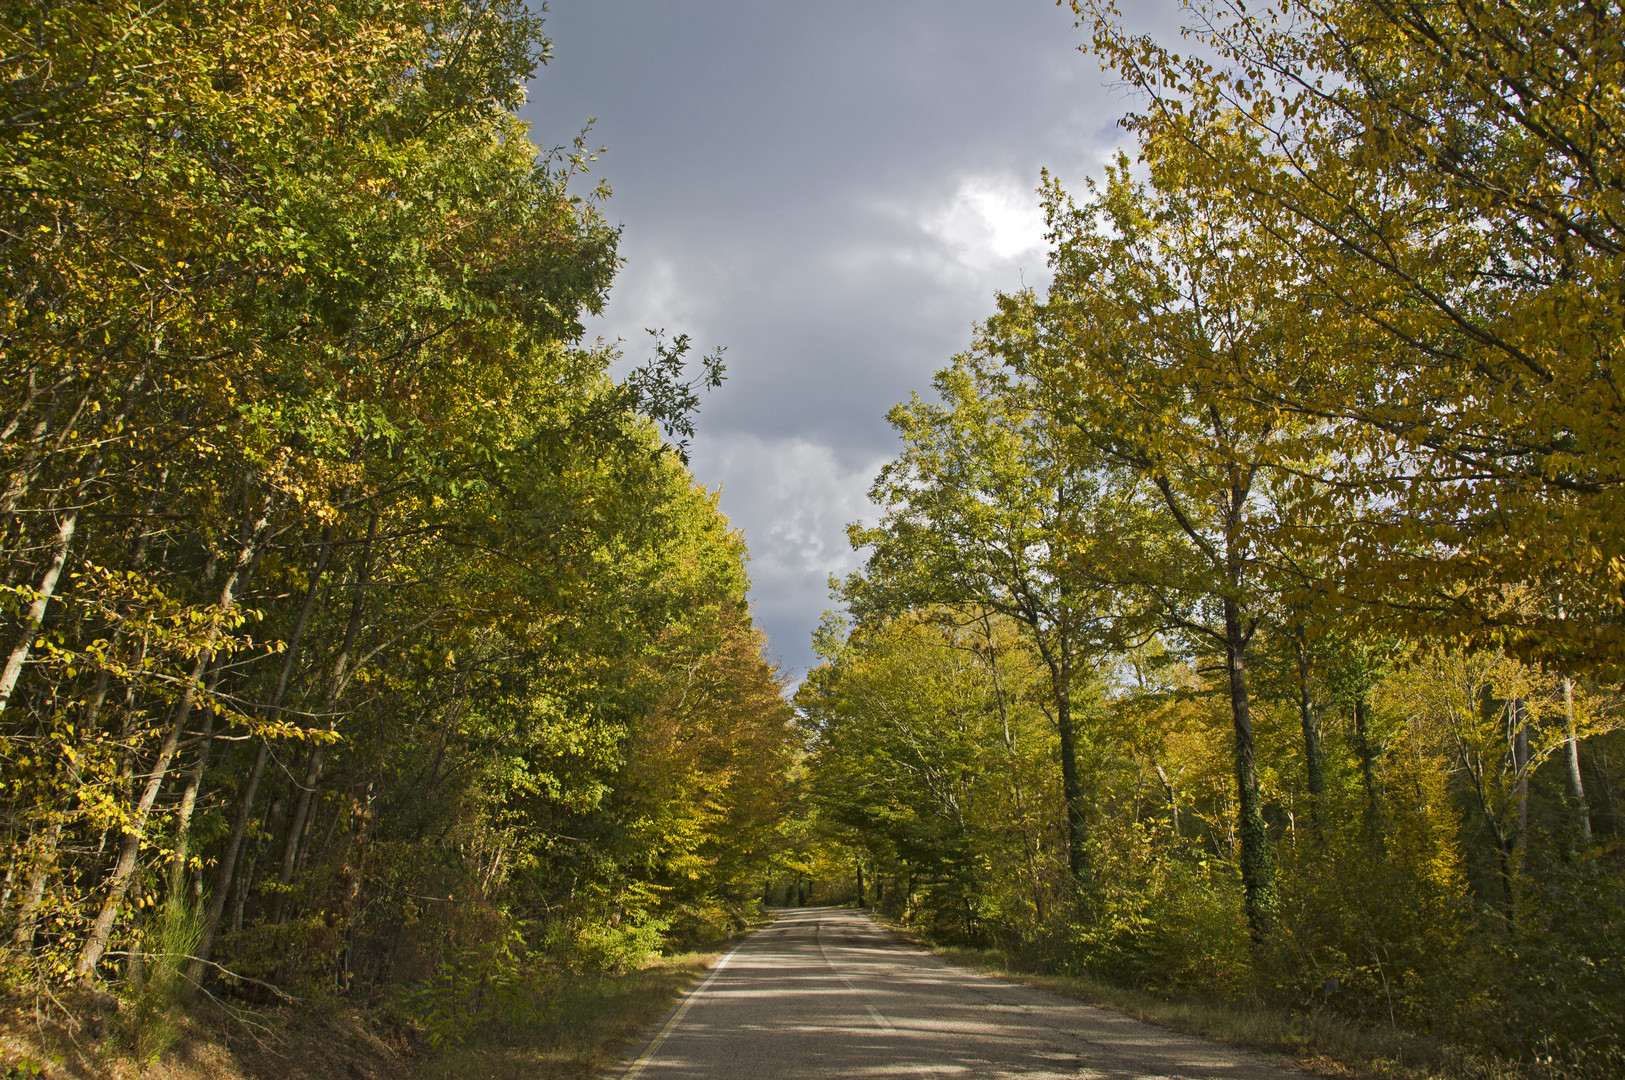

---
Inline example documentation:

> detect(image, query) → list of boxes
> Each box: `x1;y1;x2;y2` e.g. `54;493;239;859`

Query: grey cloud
521;0;1185;677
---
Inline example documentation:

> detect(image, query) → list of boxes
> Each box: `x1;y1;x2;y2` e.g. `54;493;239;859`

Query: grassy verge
887;931;1526;1080
1;948;726;1080
409;951;719;1080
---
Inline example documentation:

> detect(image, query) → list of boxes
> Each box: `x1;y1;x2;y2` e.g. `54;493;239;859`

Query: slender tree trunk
1289;637;1327;832
0;386;74;517
1224;596;1274;938
0;364;52;451
1155;761;1180;834
1354;693;1381;821
13;470;166;944
1492;822;1519;920
75;491;276;978
12;472;171;943
169;669;223;885
980;612;1045;922
10;821;60;948
233;794;282;934
1050;655;1088;890
1299;692;1326;828
77;662;205;976
0;370;147;708
0;507;78;711
272;514;376;923
191;535;333;976
1512;697;1530;840
1562;678;1591;843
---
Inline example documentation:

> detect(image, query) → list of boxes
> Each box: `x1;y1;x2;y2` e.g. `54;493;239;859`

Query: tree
797;610;1062;940
0;0;789;1020
846;350;1124;891
1076;0;1625;674
988;162;1329;936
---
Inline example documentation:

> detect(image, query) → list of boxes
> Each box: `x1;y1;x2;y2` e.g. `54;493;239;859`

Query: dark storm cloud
521;0;1183;676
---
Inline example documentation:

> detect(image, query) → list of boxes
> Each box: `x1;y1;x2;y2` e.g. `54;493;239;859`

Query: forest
0;0;795;1064
3;1;1624;1078
796;2;1625;1077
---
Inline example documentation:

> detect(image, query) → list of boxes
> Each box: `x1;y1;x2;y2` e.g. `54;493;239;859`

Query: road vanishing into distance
619;907;1305;1079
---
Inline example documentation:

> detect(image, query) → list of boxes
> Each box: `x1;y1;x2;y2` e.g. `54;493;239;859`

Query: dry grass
926;942;1528;1080
0;988;422;1080
409;952;717;1080
0;950;717;1080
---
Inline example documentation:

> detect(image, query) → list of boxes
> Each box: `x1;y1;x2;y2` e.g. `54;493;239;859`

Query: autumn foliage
0;0;792;1054
800;2;1625;1075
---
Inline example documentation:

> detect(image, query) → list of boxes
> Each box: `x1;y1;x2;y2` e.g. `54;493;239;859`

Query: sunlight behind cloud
920;174;1048;270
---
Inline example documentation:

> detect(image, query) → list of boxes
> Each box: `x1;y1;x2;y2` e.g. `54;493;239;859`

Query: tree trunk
1299;691;1326;829
271;514;376;923
77;662;206;977
1291;635;1326;832
10;821;59;949
1051;656;1088;890
1354;693;1381;822
1224;596;1274;939
0;369;147;708
0;507;79;711
7;469;167;947
1562;678;1591;843
1155;761;1179;834
1512;697;1530;840
192;534;333;977
75;491;275;978
980;612;1045;922
169;670;222;887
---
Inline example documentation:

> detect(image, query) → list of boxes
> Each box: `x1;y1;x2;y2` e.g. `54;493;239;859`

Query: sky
521;0;1182;679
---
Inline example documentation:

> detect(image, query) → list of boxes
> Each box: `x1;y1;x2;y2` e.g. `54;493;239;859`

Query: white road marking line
820;920;941;1078
620;937;747;1079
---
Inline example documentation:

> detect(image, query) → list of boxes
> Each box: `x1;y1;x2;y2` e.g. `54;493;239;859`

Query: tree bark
1562;677;1591;843
1299;687;1326;831
1512;697;1530;840
271;514;376;923
1224;595;1274;939
1049;653;1088;890
1288;632;1326;832
191;535;333;977
1354;693;1381;822
169;666;223;887
980;612;1045;922
1155;761;1179;834
0;368;147;709
75;490;276;978
0;507;79;712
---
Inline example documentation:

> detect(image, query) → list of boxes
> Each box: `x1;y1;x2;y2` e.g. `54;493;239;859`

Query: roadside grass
926;942;1525;1080
409;952;717;1080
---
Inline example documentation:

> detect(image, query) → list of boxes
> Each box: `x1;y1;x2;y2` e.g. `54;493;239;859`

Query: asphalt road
618;907;1305;1079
